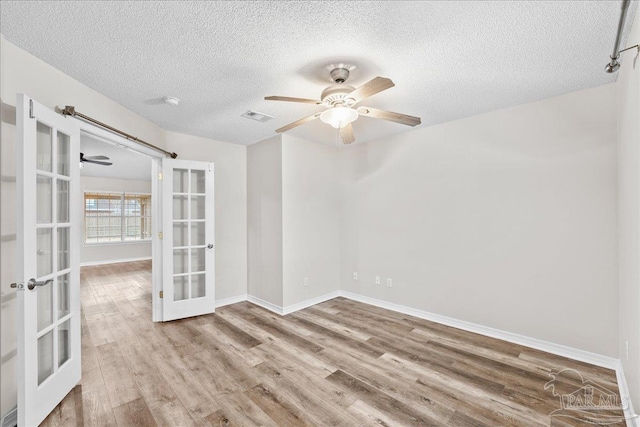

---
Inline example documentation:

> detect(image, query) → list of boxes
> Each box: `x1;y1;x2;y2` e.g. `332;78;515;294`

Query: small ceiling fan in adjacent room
265;67;421;144
80;152;112;166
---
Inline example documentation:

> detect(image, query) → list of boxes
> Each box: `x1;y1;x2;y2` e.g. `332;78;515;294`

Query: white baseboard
282;290;341;315
80;256;152;267
247;294;284;315
246;290;342;316
216;294;247;308
0;406;16;427
338;290;619;371
615;361;639;426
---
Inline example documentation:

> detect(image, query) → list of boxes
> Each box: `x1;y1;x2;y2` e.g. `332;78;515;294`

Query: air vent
241;110;274;122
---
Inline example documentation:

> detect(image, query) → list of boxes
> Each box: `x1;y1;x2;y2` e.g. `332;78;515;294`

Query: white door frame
71;119;165;321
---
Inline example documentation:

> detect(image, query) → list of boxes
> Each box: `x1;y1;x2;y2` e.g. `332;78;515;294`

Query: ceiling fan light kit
265;67;421;144
320;106;359;129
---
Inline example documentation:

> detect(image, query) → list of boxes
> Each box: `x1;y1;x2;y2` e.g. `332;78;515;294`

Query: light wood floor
41;261;625;426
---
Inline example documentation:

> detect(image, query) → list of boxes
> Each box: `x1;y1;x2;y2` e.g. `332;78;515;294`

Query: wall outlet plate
375;276;380;285
387;278;393;287
353;272;358;280
304;277;309;286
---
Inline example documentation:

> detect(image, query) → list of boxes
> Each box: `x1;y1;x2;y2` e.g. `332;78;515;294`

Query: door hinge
29;99;34;119
158;172;163;180
158;231;163;240
159;291;163;299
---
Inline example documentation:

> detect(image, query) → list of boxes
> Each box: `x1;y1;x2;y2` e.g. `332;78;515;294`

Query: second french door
161;159;215;321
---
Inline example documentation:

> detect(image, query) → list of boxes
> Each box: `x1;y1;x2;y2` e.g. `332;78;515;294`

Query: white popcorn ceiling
1;1;637;146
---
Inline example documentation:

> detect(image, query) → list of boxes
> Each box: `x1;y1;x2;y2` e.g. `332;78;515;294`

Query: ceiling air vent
241;110;274;122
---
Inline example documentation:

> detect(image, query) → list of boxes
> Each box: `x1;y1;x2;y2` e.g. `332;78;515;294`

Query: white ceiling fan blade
340;123;355;144
275;113;322;133
357;106;421;127
345;77;395;105
265;96;322;105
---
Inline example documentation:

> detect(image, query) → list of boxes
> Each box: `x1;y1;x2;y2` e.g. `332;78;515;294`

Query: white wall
246;135;341;310
0;37;248;417
617;9;640;411
247;135;283;306
79;176;152;266
282;135;340;307
340;83;618;358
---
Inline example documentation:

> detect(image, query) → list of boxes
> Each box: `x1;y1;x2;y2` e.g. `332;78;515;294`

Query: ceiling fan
80;153;112;166
265;67;421;144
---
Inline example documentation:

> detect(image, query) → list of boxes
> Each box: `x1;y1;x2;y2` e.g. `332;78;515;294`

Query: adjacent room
0;1;639;426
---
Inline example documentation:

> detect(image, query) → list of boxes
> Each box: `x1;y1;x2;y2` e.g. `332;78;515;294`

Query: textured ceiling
1;1;637;146
81;134;151;181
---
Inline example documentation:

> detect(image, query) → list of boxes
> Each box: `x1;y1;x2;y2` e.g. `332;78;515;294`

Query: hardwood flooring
41;261;625;426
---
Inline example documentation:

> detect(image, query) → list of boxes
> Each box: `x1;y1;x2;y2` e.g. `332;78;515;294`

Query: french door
16;94;81;426
162;159;215;321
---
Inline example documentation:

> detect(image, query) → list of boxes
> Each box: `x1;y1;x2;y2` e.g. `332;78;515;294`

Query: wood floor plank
245;383;313;427
112;397;157;427
197;323;264;367
151;399;199;427
254;361;364;426
288;313;384;358
117;341;177;409
81;385;117;427
202;314;262;348
94;342;141;407
204;392;279;427
151;348;219;421
326;369;445;427
46;261;624;427
229;305;325;354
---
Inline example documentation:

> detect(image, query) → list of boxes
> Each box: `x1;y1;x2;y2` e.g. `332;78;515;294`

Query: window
84;192;151;243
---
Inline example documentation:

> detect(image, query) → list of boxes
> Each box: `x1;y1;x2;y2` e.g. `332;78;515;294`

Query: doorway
75;125;164;322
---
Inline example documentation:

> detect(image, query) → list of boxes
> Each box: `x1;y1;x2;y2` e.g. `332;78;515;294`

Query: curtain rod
605;0;639;73
61;106;178;159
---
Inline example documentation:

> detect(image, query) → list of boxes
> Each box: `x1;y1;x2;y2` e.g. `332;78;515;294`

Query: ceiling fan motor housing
321;84;356;106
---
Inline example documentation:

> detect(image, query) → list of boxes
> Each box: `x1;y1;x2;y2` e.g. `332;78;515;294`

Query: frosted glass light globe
320;106;359;129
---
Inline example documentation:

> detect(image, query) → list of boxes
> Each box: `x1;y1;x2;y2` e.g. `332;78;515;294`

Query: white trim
80;256;151;267
76;119;165;159
151;158;162;322
246;295;284;315
245;290;342;316
615;361;639;426
282;290;341;315
338;290;619;370
83;240;152;247
216;294;248;308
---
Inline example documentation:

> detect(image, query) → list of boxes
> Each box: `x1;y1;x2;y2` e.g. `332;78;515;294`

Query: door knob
10;278;53;291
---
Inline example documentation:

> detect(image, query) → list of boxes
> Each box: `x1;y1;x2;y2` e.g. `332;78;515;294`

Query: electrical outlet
375;276;380;285
387;278;393;287
626;341;630;361
353;272;358;280
303;277;309;287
